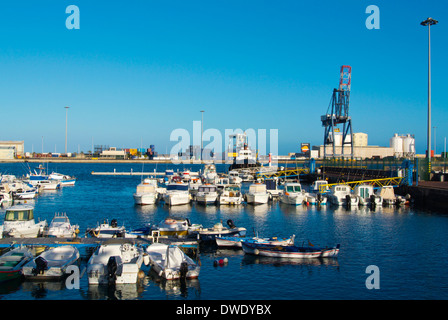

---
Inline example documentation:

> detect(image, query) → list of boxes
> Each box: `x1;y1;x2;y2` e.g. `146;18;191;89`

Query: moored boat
22;245;80;280
133;178;158;205
194;220;246;241
152;217;201;237
1;205;47;238
146;243;200;280
87;241;145;285
216;234;295;248
246;183;269;205
219;184;243;205
195;184;218;205
0;246;34;282
279;182;307;205
43;212;80;238
86;219;126;238
163;182;190;206
242;242;340;259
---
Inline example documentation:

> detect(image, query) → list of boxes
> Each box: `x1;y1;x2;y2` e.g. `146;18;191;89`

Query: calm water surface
0;162;447;300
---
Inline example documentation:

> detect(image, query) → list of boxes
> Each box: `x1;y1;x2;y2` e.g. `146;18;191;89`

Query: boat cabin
166;183;189;192
4;206;34;222
249;184;267;194
284;183;302;193
198;185;217;193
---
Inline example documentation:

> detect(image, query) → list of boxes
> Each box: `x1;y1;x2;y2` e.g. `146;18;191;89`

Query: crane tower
321;65;354;158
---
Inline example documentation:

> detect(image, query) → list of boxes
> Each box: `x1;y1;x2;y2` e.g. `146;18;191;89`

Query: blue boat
216;235;295;248
241;242;340;259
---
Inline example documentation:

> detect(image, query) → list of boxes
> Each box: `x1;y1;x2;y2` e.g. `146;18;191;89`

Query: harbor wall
396;183;448;211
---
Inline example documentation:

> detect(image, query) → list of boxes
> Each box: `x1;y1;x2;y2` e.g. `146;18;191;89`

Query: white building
0;141;24;159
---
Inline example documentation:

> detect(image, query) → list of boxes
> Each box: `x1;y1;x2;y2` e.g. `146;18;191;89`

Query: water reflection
146;269;201;299
241;255;340;268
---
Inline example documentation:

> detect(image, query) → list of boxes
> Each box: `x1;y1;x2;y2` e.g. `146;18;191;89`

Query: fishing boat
241;242;340;259
26;165;49;186
327;185;358;207
151;218;201;237
376;186;409;206
86;219;126;238
43;213;80;238
22;245;80;280
146;243;200;280
194;220;246;241
48;172;77;186
311;180;329;193
133;178;158;205
7;181;38;200
195;184;218;205
188;177;202;199
87;241;145;285
1;205;47;238
246;183;269;205
354;184;382;207
219;184;243;205
216;234;295;248
279;182;307;205
0;246;34;282
265;179;282;199
163;182;191;206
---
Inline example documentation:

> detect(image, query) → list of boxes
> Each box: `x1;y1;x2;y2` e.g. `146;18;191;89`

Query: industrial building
0;141;24;159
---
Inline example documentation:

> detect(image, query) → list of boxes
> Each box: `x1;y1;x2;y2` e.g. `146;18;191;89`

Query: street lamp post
65;106;70;154
421;17;438;161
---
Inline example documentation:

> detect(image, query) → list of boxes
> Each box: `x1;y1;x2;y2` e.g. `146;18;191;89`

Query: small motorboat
49;172;77;186
246;183;269;205
0;246;34;282
86;219;126;238
279;182;307;205
242;242;340;259
195;184;218;205
151;218;201;237
22;245;80;280
133;178;158;205
43;213;80;238
228;170;242;184
146;243;200;280
354;184;382;207
87;241;145;285
216;234;295;248
327;185;358;207
194;220;246;241
219;184;243;205
2;205;47;238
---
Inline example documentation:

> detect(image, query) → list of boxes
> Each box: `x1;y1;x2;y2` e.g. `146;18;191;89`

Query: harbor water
1;162;448;300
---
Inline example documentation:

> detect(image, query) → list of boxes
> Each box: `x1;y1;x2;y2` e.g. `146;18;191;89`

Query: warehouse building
0;141;24;159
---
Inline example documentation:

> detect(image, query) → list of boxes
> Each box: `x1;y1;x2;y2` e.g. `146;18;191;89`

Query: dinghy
0;246;34;282
242;242;340;259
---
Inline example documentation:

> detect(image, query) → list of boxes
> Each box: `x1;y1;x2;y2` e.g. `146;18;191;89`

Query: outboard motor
111;219;118;228
345;195;352;208
227;219;236;229
107;256;118;284
32;256;48;276
179;261;189;280
186;218;192;227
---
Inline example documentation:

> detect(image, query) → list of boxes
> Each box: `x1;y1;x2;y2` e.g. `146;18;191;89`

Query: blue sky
0;0;446;155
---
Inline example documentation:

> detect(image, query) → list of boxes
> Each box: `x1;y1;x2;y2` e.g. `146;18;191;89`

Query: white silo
390;134;403;157
403;134;415;157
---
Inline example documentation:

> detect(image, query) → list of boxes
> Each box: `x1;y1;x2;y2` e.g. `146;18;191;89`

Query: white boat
1;205;47;238
203;164;218;184
6;181;38;199
194;220;246;241
48;172;77;186
354;184;382;207
307;180;329;206
0;191;13;207
311;180;330;193
146;243;200;280
246;183;269;205
152;218;201;237
328;185;358;207
219;184;243;205
86;219;126;238
27;165;49;186
228;170;242;184
376;185;407;206
36;180;61;190
188;177;202;199
265;179;282;199
87;241;145;285
163;182;190;206
280;182;307;205
43;213;80;238
196;184;218;205
133;178;158;205
22;245;80;280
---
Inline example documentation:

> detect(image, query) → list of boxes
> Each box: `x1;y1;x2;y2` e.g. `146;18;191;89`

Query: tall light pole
433;126;437;155
421;17;438;160
65;106;70;154
200;110;204;161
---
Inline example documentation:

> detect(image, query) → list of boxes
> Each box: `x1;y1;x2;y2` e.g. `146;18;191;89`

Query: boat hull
246;193;269;205
242;242;340;259
163;193;190;206
134;193;157;205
